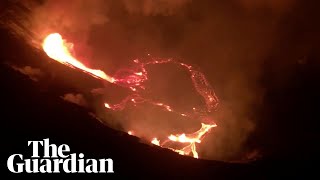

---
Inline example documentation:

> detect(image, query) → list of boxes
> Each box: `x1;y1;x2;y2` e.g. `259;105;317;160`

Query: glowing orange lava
151;138;160;146
42;33;115;83
42;32;218;159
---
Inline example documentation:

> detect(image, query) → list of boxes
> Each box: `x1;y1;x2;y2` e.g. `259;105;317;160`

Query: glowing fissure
42;33;219;159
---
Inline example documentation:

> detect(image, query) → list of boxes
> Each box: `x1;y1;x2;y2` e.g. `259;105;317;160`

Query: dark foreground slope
0;27;261;178
0;59;260;178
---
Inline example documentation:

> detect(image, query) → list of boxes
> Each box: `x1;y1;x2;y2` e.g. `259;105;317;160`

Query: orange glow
104;103;111;109
42;33;218;159
42;33;114;83
151;138;160;146
165;123;216;158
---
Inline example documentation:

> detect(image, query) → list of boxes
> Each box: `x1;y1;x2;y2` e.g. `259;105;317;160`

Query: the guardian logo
7;138;114;173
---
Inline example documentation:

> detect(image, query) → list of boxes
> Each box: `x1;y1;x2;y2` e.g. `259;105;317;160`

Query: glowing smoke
1;0;299;160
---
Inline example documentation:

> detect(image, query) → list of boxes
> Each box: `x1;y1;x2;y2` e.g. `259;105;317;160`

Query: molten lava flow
42;33;115;83
166;123;217;158
42;32;219;159
151;138;160;146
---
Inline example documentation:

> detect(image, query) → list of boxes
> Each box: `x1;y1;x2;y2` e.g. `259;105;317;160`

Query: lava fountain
43;33;115;83
42;32;219;159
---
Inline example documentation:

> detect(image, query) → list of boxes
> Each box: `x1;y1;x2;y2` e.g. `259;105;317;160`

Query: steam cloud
2;0;299;161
